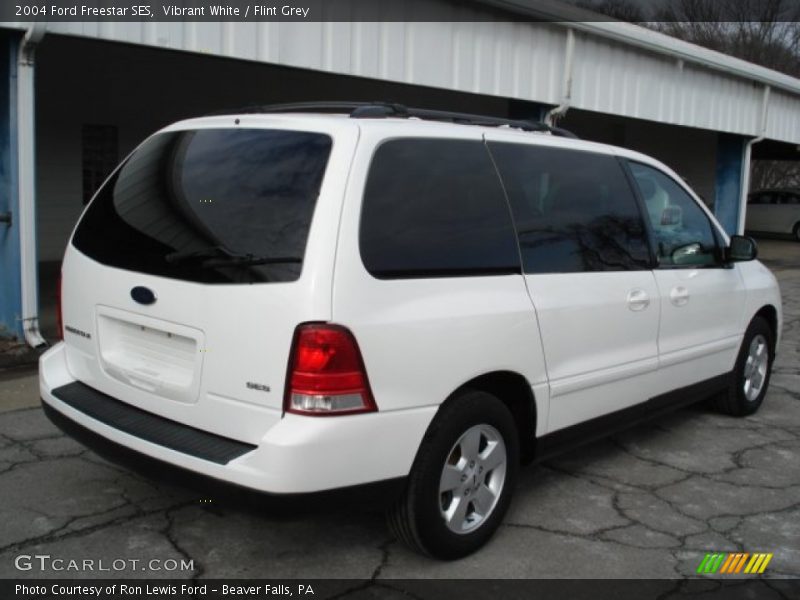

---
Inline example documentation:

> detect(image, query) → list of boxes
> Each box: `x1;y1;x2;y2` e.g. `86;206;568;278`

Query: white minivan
746;188;800;241
40;103;782;559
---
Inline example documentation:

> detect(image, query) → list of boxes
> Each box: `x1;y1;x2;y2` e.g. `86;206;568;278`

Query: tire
793;222;800;242
715;316;774;417
387;389;519;559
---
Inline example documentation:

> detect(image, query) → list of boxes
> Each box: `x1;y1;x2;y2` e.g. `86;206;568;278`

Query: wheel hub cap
743;333;769;402
438;424;507;534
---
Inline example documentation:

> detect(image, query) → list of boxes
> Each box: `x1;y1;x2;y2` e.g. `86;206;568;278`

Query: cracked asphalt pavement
1;239;798;580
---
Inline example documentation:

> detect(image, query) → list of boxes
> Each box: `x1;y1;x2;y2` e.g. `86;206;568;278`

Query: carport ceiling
752;139;800;161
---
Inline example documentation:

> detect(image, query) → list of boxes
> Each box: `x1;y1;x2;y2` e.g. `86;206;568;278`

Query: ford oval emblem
131;286;157;305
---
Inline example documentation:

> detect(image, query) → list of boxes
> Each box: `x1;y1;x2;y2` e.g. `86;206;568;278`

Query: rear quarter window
359;138;520;279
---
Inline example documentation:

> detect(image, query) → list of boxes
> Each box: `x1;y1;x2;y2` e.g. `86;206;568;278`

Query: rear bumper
40;343;437;494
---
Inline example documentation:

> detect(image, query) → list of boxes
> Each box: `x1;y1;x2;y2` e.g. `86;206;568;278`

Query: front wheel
387;389;519;559
715;316;774;416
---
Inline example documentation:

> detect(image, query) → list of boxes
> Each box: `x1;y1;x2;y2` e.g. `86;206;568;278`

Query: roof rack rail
207;101;578;138
204;101;365;116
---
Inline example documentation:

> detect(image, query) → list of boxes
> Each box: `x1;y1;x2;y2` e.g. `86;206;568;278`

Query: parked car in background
746;188;800;241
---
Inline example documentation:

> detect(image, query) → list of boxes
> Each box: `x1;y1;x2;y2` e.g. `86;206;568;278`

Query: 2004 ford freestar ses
40;103;782;559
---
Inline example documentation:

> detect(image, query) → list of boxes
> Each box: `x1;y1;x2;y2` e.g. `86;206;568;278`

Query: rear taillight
56;272;63;340
285;324;376;416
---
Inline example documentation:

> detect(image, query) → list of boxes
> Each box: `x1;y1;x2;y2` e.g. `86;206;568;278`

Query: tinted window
72;129;332;284
359;139;520;278
629;162;719;268
487;142;650;274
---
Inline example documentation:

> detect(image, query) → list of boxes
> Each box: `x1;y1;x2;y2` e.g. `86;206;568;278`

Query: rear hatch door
60;116;358;443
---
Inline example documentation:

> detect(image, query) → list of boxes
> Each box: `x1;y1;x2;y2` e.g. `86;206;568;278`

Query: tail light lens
285;323;376;416
56;272;63;340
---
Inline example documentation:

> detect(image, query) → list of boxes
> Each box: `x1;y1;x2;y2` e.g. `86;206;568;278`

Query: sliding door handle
627;289;650;312
670;286;690;307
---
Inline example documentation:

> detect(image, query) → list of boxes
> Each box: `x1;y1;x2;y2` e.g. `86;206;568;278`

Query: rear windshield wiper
165;245;231;264
201;255;302;268
165;245;301;267
164;245;303;267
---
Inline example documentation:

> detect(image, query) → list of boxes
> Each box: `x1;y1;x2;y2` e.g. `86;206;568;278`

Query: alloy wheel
743;333;769;402
438;424;507;534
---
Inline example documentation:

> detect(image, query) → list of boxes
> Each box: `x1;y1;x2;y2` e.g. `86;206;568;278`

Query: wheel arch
753;304;779;352
448;370;537;464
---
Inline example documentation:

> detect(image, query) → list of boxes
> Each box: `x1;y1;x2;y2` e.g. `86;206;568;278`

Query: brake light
56;272;63;340
285;324;376;416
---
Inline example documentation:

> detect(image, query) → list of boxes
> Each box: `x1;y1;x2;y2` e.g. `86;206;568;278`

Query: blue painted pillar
0;31;23;340
714;133;747;235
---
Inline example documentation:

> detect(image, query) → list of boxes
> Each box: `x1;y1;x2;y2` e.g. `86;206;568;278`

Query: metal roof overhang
2;0;799;144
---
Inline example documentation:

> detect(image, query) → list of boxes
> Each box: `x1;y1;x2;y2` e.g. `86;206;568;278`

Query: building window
82;124;119;204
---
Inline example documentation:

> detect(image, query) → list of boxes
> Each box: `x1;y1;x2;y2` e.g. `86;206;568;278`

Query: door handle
670;286;690;307
627;288;650;312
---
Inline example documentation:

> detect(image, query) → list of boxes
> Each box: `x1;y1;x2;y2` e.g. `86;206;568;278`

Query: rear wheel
715;316;774;416
387;389;519;559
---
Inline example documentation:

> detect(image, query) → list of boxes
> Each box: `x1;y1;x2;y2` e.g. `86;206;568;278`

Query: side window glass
359;138;520;278
786;194;800;205
488;142;650;274
629;162;719;268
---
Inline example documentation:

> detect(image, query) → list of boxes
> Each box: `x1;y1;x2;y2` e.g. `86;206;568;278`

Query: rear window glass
72;128;332;284
359;138;520;278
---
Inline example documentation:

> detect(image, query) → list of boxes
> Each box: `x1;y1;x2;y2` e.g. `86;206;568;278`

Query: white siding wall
4;11;799;144
38;19;567;106
768;89;800;143
570;33;764;136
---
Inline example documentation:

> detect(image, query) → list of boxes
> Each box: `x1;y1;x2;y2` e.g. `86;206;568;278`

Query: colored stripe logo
697;552;773;574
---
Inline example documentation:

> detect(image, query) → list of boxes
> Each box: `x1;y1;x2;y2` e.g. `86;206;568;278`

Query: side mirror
726;235;758;262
